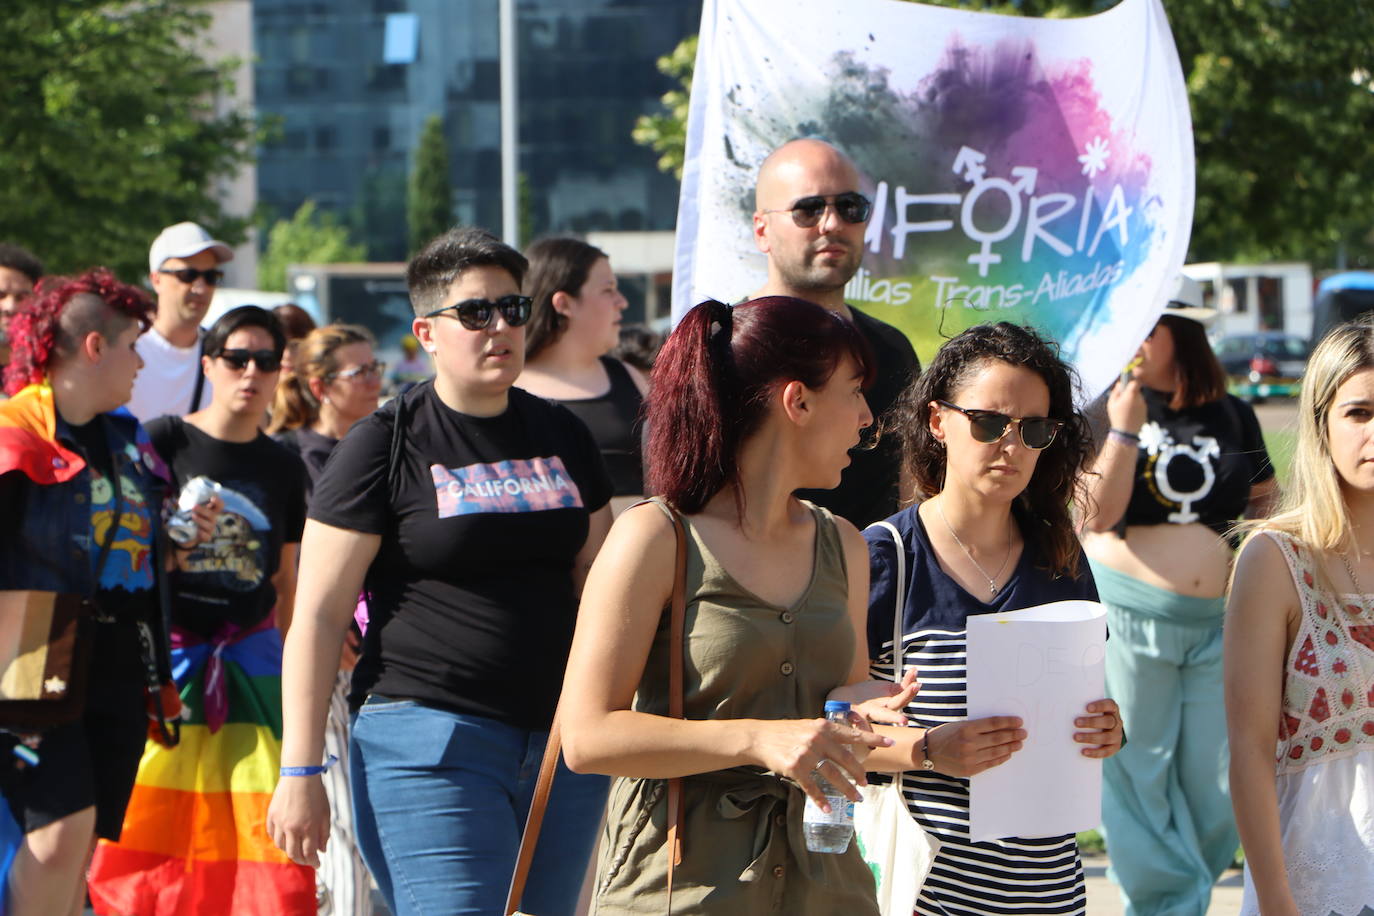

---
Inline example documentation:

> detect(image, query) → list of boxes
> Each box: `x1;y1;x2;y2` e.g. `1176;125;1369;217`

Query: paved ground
1084;854;1244;914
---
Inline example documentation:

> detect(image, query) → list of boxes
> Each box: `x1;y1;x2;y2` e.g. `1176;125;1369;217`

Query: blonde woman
1226;319;1374;916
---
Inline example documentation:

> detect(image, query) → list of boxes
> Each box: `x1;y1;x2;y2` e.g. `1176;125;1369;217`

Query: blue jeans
350;698;609;916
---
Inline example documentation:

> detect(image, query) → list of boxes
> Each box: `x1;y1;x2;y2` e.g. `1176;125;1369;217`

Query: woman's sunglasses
937;400;1064;450
423;295;533;331
760;191;873;228
216;349;282;372
331;360;387;381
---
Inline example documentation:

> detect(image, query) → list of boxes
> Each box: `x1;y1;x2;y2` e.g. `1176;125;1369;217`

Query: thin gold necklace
1339;550;1367;601
934;497;1013;598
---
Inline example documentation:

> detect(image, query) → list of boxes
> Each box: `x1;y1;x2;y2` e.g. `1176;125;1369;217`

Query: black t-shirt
1122;389;1274;534
273;426;339;501
147;417;307;637
796;305;920;528
309;382;612;729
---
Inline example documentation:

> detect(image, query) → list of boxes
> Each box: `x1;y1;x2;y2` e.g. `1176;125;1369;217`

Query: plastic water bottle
803;700;856;854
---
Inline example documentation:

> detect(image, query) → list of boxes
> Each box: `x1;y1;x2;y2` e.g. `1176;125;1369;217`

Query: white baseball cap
1161;274;1217;325
148;222;234;274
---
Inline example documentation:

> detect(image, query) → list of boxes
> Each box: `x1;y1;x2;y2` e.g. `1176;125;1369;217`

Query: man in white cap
126;222;234;422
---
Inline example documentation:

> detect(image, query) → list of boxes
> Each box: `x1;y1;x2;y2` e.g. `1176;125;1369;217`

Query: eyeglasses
423;295;533;331
215;348;282;372
760;192;872;228
158;267;225;286
937;400;1064;450
331;360;387;381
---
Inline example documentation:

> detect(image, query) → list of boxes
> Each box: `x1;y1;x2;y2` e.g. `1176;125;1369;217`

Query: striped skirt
87;619;315;916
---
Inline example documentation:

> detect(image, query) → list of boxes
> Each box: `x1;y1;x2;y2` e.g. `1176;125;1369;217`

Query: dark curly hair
891;321;1092;577
3;268;152;395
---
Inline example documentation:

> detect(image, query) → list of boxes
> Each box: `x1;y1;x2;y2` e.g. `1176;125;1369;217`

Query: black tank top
556;356;644;496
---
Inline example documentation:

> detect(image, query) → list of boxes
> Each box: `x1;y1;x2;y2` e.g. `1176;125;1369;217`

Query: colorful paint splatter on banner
675;0;1193;400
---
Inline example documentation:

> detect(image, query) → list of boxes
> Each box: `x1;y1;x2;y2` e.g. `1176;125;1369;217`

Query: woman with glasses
267;323;382;916
1080;276;1277;915
865;322;1122;915
519;238;648;516
89;306;313;914
269;324;383;490
267;227;614;916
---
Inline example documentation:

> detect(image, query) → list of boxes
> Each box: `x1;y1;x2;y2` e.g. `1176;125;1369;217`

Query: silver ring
812;757;829;777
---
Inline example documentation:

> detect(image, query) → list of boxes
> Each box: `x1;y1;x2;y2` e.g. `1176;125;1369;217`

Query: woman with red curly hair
0;269;218;916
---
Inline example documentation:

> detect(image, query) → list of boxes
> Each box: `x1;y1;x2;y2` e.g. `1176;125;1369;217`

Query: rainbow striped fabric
87;622;314;915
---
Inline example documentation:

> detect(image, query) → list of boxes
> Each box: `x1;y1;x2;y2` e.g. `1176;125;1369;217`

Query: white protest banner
675;0;1193;400
965;600;1107;842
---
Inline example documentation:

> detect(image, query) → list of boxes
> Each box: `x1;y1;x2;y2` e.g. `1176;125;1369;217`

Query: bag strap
504;499;688;916
189;330;207;413
870;520;906;794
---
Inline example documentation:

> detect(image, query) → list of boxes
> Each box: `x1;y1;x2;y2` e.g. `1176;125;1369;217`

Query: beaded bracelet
280;754;339;777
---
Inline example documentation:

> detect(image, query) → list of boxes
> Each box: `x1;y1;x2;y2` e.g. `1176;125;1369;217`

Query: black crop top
553;356;644;497
1121;388;1274;535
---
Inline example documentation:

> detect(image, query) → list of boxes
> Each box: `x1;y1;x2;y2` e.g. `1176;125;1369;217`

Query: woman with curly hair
864;322;1124;915
0;269;217;916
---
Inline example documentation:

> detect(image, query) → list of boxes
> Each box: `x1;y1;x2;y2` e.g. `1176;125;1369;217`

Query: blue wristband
280;754;338;777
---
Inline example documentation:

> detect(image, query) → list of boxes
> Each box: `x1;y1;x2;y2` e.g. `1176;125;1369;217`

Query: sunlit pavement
1083;853;1243;915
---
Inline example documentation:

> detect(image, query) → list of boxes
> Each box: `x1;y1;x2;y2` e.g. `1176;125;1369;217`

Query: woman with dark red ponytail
559;296;913;913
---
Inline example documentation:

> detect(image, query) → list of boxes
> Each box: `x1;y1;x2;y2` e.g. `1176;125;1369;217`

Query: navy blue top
863;503;1100;914
865;504;1098;665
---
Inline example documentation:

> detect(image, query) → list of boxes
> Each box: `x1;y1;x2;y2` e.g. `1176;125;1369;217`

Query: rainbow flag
87;622;315;915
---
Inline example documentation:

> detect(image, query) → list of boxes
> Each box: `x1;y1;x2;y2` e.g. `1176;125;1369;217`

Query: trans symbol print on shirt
180;480;272;591
432;456;584;517
1138;421;1219;523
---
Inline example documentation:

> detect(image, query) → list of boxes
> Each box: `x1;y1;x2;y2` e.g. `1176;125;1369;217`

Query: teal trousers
1091;562;1238;916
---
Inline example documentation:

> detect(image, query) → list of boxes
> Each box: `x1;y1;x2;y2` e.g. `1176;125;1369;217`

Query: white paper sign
966;599;1107;842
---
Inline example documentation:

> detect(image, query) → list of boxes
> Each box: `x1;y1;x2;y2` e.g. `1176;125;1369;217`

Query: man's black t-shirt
796;305;920;528
147;417;307;637
309;382;612;729
1122;388;1274;535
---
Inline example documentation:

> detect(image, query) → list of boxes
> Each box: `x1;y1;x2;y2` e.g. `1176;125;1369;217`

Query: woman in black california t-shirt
267;227;613;916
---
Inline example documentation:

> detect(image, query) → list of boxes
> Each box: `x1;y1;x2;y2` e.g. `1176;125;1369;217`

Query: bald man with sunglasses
751;138;921;527
126;222;234;423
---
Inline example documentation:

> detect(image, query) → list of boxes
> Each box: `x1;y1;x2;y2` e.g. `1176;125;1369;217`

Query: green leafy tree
257;200;365;292
633;0;1374;266
408;115;453;255
0;0;256;280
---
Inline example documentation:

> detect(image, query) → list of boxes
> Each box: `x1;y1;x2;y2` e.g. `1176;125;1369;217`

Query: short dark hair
891;321;1092;577
204;305;286;358
0;243;44;284
523;237;608;359
1159;315;1227;408
272;303;317;341
405;227;528;317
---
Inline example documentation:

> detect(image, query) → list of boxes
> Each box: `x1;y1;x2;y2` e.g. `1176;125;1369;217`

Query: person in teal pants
1079;276;1278;915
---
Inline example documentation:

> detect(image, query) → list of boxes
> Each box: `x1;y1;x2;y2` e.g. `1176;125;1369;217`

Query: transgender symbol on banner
673;0;1194;401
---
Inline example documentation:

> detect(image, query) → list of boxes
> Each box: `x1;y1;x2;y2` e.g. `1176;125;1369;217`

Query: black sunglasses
158;267;224;286
423;295;533;331
937;400;1064;450
761;191;872;228
216;348;282;372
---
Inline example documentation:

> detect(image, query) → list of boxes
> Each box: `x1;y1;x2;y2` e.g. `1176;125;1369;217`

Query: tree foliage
257;200;365;292
632;0;1374;267
408;115;453;255
0;0;256;281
